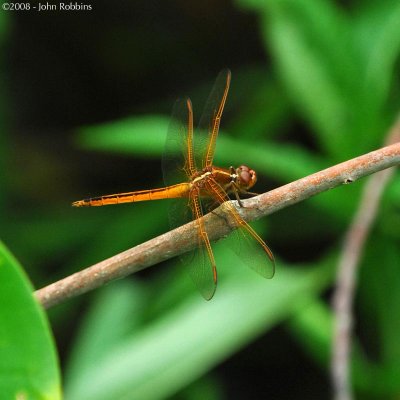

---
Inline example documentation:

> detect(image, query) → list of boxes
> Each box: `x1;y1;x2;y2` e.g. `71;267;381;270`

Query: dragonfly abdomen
72;183;190;207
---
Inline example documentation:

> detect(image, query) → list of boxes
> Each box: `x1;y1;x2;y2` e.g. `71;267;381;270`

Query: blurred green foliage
1;0;400;399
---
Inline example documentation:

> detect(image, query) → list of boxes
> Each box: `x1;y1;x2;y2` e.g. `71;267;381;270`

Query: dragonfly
73;69;275;300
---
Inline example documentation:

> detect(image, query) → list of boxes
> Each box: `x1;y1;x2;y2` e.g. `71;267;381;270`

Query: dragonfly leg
208;202;236;227
231;184;244;207
203;198;219;213
241;190;259;196
233;182;259;198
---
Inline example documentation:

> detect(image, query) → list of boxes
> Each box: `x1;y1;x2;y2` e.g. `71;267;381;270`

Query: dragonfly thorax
192;170;212;186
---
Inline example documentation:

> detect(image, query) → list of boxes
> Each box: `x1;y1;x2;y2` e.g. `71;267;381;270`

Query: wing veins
205;71;231;167
205;177;275;265
187;190;217;300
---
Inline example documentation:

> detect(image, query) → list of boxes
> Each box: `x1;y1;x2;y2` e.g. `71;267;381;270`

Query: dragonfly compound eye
237;165;257;189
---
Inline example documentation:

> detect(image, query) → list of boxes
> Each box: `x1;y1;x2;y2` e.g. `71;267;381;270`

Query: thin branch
331;121;400;400
35;142;400;309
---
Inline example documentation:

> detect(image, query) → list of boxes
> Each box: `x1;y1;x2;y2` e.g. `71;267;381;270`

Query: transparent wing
184;192;217;300
162;98;217;299
162;97;195;188
205;177;275;279
230;217;275;279
195;69;231;169
162;97;195;233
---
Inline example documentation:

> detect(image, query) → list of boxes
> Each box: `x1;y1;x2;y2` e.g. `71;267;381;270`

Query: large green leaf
0;241;61;399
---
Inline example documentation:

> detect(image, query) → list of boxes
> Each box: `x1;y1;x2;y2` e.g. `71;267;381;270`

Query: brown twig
331;122;400;400
35;142;400;309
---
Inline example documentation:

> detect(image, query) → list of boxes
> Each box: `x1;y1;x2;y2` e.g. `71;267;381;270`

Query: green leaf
358;236;400;365
64;249;333;400
286;234;400;397
75;116;324;182
65;281;147;393
228;67;292;141
286;299;332;366
238;0;355;158
0;241;61;399
68;201;169;275
359;2;400;109
75;115;169;157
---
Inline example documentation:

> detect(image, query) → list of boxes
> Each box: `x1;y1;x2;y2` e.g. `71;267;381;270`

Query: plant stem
35;141;400;309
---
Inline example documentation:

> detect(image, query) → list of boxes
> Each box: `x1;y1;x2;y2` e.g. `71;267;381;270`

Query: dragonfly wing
163;95;216;299
206;177;275;279
162;97;195;188
196;69;231;169
167;196;191;230
184;191;217;300
229;218;275;278
163;97;196;247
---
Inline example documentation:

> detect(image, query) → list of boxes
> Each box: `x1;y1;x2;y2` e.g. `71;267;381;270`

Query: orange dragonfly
73;69;274;300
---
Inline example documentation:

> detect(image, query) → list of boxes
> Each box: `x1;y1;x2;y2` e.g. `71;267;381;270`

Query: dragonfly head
236;165;257;190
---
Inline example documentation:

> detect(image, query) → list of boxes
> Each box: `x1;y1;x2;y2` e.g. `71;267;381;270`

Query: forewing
196;69;231;169
163;98;216;299
163;97;194;233
162;97;195;188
